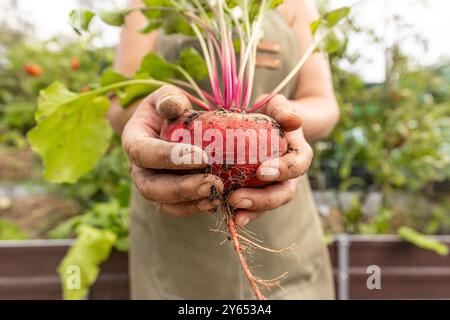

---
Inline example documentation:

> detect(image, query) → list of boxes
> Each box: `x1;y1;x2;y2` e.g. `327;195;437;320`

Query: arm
282;0;339;142
106;0;157;134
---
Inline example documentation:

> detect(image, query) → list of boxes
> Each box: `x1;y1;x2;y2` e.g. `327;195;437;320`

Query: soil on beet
183;110;204;126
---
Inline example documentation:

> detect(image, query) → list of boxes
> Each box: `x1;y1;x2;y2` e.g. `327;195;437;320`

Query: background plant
0;14;130;240
0;34;114;147
312;0;450;239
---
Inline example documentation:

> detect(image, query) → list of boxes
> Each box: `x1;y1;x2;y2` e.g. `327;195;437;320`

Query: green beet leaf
325;7;351;28
58;225;117;300
140;20;163;34
268;0;284;9
118;84;155;107
161;11;194;35
142;0;171;19
117;74;160;107
398;227;449;256
35;82;78;122
138;52;178;80
28;84;112;184
310;19;322;35
99;9;132;26
69;9;95;35
179;48;208;81
311;7;350;37
322;29;346;54
100;68;127;86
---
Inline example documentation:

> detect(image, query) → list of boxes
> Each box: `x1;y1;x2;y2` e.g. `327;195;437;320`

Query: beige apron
129;11;335;300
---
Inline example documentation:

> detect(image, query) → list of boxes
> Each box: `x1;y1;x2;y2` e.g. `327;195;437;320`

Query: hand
227;95;313;227
122;85;224;216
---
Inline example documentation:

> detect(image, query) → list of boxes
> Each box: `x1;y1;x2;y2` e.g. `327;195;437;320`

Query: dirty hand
228;95;313;227
122;85;223;216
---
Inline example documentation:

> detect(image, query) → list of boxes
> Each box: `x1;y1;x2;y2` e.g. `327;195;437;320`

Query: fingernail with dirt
157;95;185;120
208;185;219;201
198;183;215;198
198;199;220;212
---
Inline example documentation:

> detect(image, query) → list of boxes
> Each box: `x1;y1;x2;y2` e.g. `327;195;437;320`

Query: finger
151;85;192;120
132;165;224;204
228;179;297;214
257;129;313;182
234;210;265;228
255;56;281;70
123;85;186;139
256;94;302;132
122;90;205;170
157;198;221;217
124;136;208;170
257;41;281;53
122;86;206;170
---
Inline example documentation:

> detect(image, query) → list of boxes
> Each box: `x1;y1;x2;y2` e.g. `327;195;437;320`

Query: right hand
122;85;224;216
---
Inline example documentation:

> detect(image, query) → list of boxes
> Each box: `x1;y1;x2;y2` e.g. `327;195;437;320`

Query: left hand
228;95;313;227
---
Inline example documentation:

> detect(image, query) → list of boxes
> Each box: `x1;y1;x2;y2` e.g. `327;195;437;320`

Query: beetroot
161;110;287;191
161;109;290;300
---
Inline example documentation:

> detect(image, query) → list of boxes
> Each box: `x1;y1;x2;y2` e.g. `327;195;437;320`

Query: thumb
153;85;192;120
256;94;302;132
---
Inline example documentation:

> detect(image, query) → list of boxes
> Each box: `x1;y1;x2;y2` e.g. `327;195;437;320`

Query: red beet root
160;110;287;191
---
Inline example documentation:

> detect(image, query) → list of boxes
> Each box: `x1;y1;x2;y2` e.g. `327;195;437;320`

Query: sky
329;0;450;82
4;0;450;83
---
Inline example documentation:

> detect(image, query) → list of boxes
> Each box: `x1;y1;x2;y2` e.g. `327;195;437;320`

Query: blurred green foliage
55;135;131;207
0;26;130;209
0;33;114;148
0;219;28;240
50;199;129;252
313;2;450;238
318;53;450;192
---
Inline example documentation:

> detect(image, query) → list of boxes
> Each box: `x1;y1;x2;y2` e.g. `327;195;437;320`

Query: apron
129;11;335;300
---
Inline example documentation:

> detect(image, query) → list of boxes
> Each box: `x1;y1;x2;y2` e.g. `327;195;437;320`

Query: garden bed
1;235;449;300
328;235;450;299
0;240;128;300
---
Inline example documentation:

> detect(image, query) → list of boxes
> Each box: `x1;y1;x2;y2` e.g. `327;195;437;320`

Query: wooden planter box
329;235;450;299
1;235;449;300
0;240;128;300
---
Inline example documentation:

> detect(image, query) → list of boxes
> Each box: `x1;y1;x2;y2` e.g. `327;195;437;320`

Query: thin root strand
238;234;297;254
226;211;267;300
